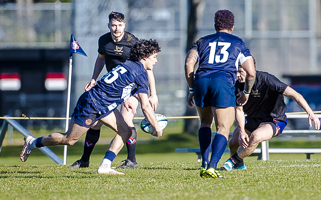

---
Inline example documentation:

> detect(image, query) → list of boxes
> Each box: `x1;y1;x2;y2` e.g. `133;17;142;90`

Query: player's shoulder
124;32;139;44
257;71;274;79
98;32;112;42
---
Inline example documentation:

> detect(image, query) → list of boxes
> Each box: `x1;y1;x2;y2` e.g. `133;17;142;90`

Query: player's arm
146;69;158;111
235;105;249;148
237;58;256;106
184;48;198;107
283;86;320;130
138;92;163;137
85;54;105;92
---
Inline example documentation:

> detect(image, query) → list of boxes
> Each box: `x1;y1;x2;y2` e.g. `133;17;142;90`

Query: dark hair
130;39;161;61
109;11;125;22
214;10;234;31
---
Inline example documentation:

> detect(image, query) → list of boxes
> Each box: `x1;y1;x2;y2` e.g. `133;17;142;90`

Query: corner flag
69;34;87;57
63;34;87;165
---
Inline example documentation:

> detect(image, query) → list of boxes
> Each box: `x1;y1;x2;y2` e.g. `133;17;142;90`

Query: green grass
1;156;321;200
1;125;321;199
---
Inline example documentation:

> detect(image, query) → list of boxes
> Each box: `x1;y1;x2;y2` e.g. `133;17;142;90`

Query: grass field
1;125;321;199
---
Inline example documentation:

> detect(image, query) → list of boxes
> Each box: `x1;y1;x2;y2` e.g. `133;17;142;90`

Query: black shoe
69;159;89;168
116;159;139;169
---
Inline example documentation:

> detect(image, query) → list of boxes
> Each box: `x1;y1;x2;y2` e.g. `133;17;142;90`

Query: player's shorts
245;116;287;136
71;92;114;128
193;77;236;108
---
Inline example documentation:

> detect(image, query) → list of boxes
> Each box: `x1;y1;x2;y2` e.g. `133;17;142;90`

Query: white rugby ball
140;113;168;134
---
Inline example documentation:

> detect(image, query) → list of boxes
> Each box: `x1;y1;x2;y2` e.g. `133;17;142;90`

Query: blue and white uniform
191;32;252;108
72;60;149;127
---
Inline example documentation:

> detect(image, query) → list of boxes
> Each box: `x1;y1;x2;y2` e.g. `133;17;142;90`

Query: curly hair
214;10;234;32
130;39;161;61
109;11;125;22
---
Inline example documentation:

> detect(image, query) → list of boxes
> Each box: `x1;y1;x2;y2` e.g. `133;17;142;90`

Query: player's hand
236;91;249;106
187;93;194;107
308;113;320;130
238;129;249;148
151;129;163;137
149;95;159;111
123;98;137;115
84;79;96;92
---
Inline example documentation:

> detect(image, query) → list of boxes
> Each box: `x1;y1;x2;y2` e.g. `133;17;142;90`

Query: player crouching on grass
221;63;320;171
20;39;163;175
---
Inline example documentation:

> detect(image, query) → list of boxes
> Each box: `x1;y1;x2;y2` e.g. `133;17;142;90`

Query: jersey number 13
208;42;231;64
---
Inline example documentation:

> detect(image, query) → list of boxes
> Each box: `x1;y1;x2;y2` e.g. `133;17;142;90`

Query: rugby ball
140;113;168;134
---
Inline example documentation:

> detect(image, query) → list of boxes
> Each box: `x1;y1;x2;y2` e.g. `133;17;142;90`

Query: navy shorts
71;92;113;128
193;77;236;108
245;116;287;136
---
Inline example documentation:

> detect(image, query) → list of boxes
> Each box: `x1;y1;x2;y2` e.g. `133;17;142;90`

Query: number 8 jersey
192;32;252;85
89;60;149;113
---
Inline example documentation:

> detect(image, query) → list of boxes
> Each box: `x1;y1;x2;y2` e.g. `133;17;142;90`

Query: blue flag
69;34;87;57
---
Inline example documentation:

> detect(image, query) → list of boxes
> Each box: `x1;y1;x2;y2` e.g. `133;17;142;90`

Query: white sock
101;159;112;167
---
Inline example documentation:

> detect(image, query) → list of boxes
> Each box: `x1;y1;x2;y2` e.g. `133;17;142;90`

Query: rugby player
70;11;158;169
185;10;256;179
221;64;320;171
20;39;162;175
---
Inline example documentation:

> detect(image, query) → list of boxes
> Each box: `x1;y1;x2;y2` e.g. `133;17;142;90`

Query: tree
183;0;204;135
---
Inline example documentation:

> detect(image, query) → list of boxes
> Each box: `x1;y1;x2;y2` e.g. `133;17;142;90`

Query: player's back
90;60;148;106
194;32;250;83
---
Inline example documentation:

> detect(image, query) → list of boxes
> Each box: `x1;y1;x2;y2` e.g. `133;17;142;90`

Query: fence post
261;140;269;161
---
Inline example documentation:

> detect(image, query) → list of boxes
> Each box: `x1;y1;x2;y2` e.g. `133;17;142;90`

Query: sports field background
1;121;321;199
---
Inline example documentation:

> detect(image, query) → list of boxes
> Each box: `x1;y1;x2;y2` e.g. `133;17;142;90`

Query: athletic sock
103;150;116;163
126;127;137;162
81;128;100;162
209;133;228;169
231;153;244;167
35;137;43;148
198;127;212;169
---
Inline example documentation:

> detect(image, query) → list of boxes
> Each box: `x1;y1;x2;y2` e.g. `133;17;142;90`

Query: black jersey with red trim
235;71;288;123
98;31;138;72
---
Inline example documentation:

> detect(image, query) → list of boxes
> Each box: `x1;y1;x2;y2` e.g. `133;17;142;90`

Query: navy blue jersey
98;31;138;72
192;32;252;84
88;60;149;113
235;71;288;123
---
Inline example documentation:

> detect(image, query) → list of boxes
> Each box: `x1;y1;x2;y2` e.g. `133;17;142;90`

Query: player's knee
61;137;77;146
250;133;263;145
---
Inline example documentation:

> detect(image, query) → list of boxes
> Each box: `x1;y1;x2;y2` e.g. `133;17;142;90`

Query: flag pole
63;55;73;165
63;34;87;165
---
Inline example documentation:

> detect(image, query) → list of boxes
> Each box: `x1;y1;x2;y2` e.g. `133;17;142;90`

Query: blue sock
198;127;212;168
35;137;44;148
104;150;116;162
209;133;228;169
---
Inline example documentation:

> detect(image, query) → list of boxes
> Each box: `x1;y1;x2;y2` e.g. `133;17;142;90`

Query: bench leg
306;153;314;159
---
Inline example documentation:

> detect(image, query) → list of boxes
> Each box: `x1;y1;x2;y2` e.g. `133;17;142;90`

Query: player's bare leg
69;121;103;168
97;109;132;175
20;120;89;162
118;96;140;168
228;127;251;155
237;123;274;159
222;123;274;171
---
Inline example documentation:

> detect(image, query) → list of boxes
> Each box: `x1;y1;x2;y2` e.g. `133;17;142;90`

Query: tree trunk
183;0;204;135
